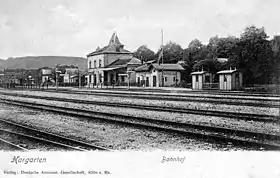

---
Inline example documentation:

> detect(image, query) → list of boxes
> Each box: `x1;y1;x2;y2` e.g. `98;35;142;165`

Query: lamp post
78;70;81;89
55;69;61;91
127;69;133;90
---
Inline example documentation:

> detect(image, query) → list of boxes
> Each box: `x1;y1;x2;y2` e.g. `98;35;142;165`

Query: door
146;77;149;87
223;75;227;90
137;77;140;86
153;76;156;87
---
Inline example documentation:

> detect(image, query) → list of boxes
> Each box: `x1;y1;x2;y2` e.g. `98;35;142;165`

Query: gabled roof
87;33;132;57
190;71;208;75
134;65;149;72
107;58;131;68
153;64;184;71
127;57;141;65
135;63;184;72
106;57;141;69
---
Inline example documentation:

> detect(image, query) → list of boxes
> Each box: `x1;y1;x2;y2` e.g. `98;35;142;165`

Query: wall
162;71;181;87
88;54;104;69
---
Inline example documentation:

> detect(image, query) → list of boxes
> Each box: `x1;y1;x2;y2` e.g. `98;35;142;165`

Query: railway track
0;92;278;123
1;98;279;150
9;88;278;108
0;118;111;151
0;138;29;151
8;87;280;97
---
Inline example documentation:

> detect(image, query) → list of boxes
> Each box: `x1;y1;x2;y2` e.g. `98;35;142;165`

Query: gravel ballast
0;103;251;151
1;95;279;135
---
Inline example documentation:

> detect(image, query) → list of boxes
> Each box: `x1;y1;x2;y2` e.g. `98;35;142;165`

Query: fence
202;83;219;90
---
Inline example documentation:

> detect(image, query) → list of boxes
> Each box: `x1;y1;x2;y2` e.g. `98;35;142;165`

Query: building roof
108;32;123;46
104;57;141;70
190;71;209;75
134;65;149;72
216;58;228;62
87;33;132;57
217;69;240;74
135;63;184;72
127;57;141;65
107;58;131;68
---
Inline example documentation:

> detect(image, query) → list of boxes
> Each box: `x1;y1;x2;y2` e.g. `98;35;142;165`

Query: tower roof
108;32;123;46
87;32;131;57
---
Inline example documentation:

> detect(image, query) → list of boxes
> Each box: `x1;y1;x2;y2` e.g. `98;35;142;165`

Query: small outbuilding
190;70;213;90
217;68;243;90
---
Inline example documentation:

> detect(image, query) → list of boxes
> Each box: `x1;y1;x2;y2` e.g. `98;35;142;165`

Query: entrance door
153;76;156;87
104;72;108;85
223;75;227;90
137;77;140;86
146;77;149;87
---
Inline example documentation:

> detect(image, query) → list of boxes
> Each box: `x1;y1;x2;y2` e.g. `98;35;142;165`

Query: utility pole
78;69;81;89
161;29;164;87
55;69;61;91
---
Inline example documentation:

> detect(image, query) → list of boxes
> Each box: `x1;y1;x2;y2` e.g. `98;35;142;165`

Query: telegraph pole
78;69;81;89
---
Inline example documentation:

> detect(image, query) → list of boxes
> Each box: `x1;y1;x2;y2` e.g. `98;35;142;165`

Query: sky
0;0;280;59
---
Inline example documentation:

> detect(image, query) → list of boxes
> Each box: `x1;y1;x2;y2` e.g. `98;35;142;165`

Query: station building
86;33;141;86
134;63;184;87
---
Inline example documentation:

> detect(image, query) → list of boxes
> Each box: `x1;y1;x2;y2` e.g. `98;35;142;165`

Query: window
89;61;92;69
99;74;102;82
99;60;102;67
94;61;96;68
165;77;167;82
121;76;125;82
173;76;176;82
224;75;227;82
196;75;198;82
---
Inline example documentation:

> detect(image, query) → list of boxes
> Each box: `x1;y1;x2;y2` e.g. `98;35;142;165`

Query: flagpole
161;29;164;87
161;29;163;65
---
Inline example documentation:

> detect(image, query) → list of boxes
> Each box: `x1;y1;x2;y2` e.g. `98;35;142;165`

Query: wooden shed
190;71;212;90
217;68;243;90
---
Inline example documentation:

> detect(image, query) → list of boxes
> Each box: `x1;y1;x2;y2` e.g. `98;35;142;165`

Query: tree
155;41;183;64
235;25;273;84
183;39;207;70
133;45;155;62
269;35;280;84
